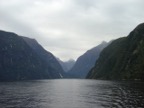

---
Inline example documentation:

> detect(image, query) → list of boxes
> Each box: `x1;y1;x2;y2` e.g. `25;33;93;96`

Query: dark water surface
0;79;144;108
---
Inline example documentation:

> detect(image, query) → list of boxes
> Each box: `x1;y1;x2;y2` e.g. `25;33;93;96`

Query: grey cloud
0;0;144;60
73;0;98;9
0;10;39;37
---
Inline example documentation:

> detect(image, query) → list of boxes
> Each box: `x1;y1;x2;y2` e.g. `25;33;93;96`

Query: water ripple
0;80;144;108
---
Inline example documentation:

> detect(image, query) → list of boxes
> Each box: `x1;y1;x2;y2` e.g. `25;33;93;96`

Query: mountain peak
67;41;109;78
87;23;144;80
67;59;75;62
133;23;144;33
0;30;64;81
101;41;107;44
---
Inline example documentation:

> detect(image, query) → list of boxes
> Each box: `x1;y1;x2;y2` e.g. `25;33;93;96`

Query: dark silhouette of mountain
57;58;75;72
0;30;63;81
87;23;144;80
22;37;64;77
67;41;109;78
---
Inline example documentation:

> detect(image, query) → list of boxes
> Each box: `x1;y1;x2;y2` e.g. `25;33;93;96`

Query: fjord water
0;79;144;108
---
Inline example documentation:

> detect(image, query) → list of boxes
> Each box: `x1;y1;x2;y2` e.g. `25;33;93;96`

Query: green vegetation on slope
87;23;144;80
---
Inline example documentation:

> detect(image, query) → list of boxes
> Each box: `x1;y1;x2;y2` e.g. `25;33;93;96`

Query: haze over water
0;79;144;108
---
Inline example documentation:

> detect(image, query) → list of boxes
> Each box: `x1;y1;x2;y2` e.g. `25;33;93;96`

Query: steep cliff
67;41;109;78
87;23;144;80
0;30;63;81
23;37;64;78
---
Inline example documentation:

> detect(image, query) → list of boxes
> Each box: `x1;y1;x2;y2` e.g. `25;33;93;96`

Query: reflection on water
0;79;144;108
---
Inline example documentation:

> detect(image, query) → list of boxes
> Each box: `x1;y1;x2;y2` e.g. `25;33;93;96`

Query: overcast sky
0;0;144;61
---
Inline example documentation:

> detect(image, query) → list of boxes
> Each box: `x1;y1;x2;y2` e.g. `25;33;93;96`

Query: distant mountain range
1;23;144;81
87;23;144;80
0;30;64;81
67;41;109;78
57;58;75;72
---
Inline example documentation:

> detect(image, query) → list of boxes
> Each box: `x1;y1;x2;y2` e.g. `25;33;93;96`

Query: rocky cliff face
0;30;63;81
67;41;109;78
22;37;64;78
87;23;144;80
